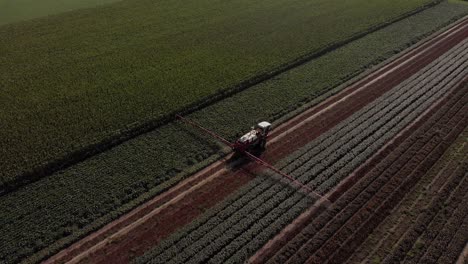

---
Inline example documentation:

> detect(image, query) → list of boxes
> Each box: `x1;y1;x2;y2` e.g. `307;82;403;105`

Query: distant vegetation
2;2;468;263
0;0;121;25
0;0;438;191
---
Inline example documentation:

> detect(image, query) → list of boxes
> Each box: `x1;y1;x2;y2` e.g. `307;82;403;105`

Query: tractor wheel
260;139;266;150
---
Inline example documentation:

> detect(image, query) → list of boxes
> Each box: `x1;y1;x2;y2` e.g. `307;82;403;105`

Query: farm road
44;16;468;264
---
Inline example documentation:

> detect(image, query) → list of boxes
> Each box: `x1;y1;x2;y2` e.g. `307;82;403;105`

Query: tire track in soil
382;164;468;263
366;159;463;263
45;17;468;264
146;32;468;264
416;186;468;264
249;41;468;264
451;225;468;264
265;19;468;165
268;81;468;264
347;128;468;263
386;146;468;263
391;144;468;263
252;76;461;263
310;88;467;264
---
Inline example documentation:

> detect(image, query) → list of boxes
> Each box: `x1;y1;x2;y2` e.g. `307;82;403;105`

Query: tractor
232;121;272;153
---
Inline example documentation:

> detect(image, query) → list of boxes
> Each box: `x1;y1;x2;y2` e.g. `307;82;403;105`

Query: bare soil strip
270;17;468;138
377;124;468;263
455;243;468;264
347;128;468;263
45;17;468;264
382;160;467;263
248;74;466;264
270;81;467;264
248;23;468;263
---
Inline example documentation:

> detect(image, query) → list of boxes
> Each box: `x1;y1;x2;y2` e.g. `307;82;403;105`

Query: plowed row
135;36;468;264
348;128;468;263
265;80;468;263
379;133;468;264
52;17;468;264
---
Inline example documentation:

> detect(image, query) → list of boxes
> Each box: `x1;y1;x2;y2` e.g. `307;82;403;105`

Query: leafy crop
348;127;468;263
135;36;468;264
269;75;468;264
1;3;468;263
0;0;439;190
383;162;467;263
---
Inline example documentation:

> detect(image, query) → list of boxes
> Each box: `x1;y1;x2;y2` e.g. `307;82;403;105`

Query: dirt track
277;81;467;264
249;76;468;263
44;17;468;264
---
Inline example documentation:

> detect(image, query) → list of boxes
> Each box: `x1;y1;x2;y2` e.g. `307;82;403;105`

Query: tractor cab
256;121;272;136
234;121;272;152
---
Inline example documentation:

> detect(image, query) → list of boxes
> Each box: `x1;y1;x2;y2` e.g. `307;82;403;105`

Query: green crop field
0;0;439;191
0;0;121;25
1;2;467;263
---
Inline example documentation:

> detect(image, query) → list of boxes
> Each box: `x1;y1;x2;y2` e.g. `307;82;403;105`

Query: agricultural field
347;128;468;263
0;0;442;192
136;39;468;264
1;0;468;264
261;85;468;264
261;86;467;263
0;0;121;25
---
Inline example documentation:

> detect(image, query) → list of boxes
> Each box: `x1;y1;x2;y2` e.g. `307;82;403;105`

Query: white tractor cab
234;121;272;152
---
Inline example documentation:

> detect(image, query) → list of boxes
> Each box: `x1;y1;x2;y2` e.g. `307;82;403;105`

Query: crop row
299;62;466;194
170;49;466;262
279;88;468;263
317;109;468;264
401;167;468;263
4;6;468;264
278;41;468;194
1;0;443;191
277;40;467;178
346;127;468;263
141;58;452;263
250;65;468;264
269;79;468;263
135;39;468;264
382;165;468;263
208;48;468;260
262;16;468;162
289;131;442;264
437;206;468;263
416;189;468;263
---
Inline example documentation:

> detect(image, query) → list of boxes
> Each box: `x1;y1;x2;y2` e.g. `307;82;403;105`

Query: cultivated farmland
348;128;468;263
0;0;443;192
1;1;468;264
136;38;468;264
265;83;468;264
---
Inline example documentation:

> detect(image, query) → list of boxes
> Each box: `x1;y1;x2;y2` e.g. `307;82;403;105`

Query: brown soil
267;82;468;264
249;19;468;264
249;77;467;264
88;168;256;264
45;17;468;264
347;129;468;263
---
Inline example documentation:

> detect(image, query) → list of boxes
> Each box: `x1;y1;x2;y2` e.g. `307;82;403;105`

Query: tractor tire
260;139;266;150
